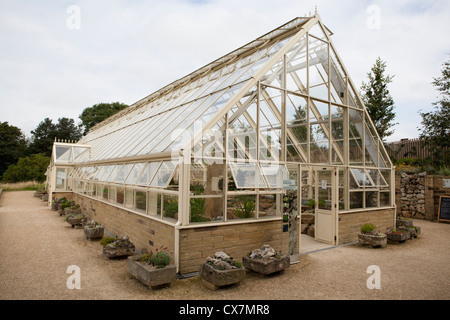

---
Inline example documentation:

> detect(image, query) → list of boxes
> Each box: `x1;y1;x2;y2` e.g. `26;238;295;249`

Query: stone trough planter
396;218;414;228
102;236;135;259
57;204;65;216
67;216;86;228
386;228;411;243
243;244;290;275
84;220;104;240
199;251;245;290
242;255;290;275
51;202;59;211
84;225;104;240
199;263;245;290
358;233;387;248
127;255;177;289
406;226;421;238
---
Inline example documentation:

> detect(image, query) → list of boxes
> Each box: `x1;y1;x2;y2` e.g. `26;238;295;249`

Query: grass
0;181;45;191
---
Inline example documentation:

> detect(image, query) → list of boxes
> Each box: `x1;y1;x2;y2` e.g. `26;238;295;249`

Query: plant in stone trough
65;212;84;222
360;223;384;236
150;246;172;268
360;223;376;234
102;235;136;259
205;251;242;270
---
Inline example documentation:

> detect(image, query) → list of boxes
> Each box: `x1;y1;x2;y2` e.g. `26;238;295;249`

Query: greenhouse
47;13;396;275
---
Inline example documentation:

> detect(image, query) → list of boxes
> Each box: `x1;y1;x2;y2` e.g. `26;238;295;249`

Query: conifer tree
360;57;397;141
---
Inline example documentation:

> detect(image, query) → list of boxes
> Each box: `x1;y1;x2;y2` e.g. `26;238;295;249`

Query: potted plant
41;191;48;202
386;227;411;243
64;203;81;216
84;220;104;240
127;247;177;289
58;199;74;216
199;251;245;290
406;225;421;238
101;235;135;259
358;223;387;248
396;217;413;228
242;244;290;275
65;212;86;228
51;197;66;211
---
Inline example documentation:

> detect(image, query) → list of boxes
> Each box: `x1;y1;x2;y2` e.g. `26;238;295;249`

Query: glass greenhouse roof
74;14;391;171
77;17;315;162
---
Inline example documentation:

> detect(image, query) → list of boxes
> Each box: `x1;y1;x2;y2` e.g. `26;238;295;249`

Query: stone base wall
338;208;395;245
179;220;288;275
70;193;288;275
72;194;174;259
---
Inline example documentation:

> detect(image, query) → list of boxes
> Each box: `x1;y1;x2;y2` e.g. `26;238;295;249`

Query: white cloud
0;0;449;143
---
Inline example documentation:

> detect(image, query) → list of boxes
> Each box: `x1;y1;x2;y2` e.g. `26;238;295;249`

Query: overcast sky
1;0;449;143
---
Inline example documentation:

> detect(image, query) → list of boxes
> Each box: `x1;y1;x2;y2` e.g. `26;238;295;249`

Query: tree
419;56;450;166
0;121;27;180
79;102;128;135
28;117;82;157
360;57;397;141
2;153;50;183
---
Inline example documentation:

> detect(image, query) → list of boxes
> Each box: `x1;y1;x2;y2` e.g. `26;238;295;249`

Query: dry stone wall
395;173;450;220
398;172;427;219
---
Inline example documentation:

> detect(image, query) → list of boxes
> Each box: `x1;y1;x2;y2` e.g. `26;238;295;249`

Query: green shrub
100;236;116;246
360;223;376;234
438;166;450;176
151;247;171;268
190;198;208;222
1;154;50;183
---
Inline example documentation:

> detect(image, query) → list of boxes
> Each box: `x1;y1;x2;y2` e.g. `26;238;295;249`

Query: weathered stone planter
358;233;387;248
84;226;104;240
199;262;245;290
57;204;65;216
386;228;411;243
127;256;177;289
67;216;86;228
396;218;413;228
51;202;59;211
103;238;135;259
242;255;290;275
407;226;421;238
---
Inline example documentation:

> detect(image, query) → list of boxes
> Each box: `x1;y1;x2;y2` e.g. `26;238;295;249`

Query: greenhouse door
314;167;337;245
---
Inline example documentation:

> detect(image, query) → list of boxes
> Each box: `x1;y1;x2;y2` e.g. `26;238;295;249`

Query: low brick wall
179;220;288;275
338;208;395;245
72;194;174;260
71;193;288;275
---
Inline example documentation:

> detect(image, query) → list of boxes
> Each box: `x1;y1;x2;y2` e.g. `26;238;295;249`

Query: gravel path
1;191;449;300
